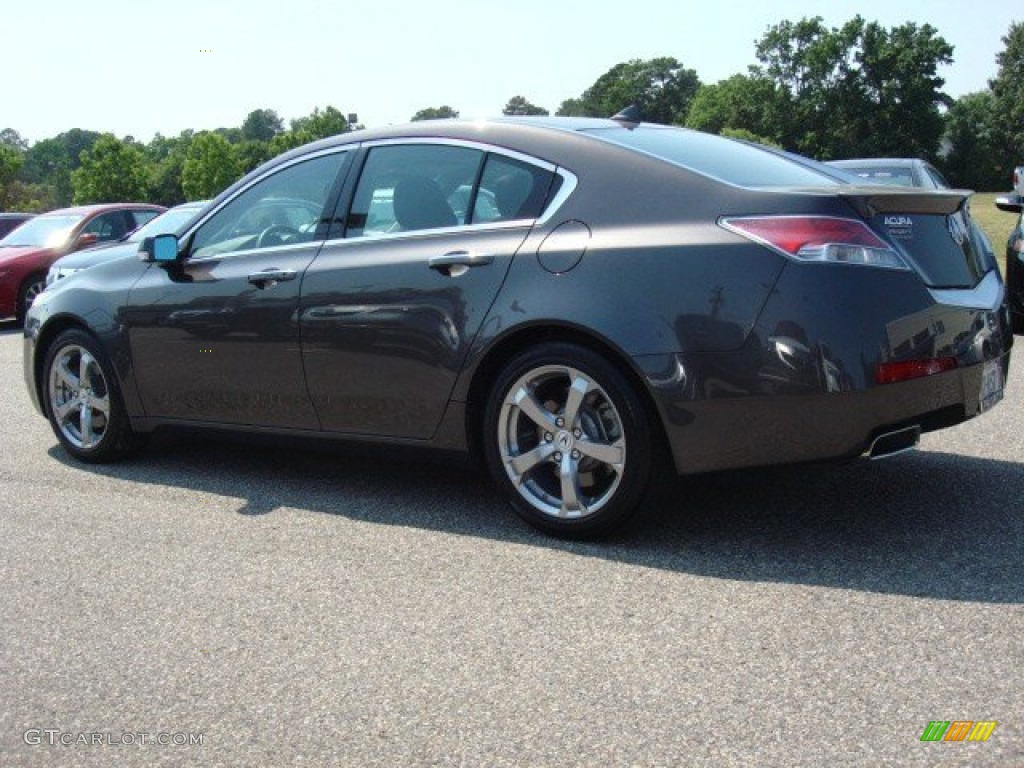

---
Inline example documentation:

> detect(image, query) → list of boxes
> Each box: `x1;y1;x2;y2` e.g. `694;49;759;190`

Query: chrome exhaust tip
867;425;921;460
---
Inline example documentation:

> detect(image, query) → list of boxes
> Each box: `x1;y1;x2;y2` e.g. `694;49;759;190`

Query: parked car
0;203;164;323
825;158;950;189
47;201;209;286
995;193;1024;334
23;118;1012;538
1014;166;1023;196
0;212;35;238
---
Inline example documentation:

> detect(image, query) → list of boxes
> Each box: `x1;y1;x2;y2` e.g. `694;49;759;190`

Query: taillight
721;215;909;270
876;357;957;385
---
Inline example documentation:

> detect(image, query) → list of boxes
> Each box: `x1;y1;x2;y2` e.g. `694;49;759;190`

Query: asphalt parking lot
1;322;1021;767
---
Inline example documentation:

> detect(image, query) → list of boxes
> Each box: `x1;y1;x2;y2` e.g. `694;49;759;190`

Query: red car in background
0;203;164;323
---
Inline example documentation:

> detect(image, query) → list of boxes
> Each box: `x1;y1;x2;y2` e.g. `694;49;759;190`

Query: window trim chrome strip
186;240;322;264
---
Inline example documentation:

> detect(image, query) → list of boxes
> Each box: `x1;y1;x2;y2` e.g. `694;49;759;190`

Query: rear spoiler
776;186;971;217
836;187;971;217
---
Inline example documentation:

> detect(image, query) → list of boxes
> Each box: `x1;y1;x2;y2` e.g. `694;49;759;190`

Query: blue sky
7;0;1020;143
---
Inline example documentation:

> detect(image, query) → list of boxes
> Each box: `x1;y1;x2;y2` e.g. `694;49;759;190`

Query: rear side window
132;209;161;228
474;154;557;223
346;144;483;236
583;126;840;188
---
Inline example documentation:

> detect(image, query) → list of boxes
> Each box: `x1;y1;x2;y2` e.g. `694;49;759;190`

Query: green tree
989;21;1024;178
0;143;25;209
182;132;242;199
502;96;549;116
411;106;459;121
555;97;587;117
241;109;284;142
145;130;193;206
941;91;1001;189
752;16;952;159
684;74;782;140
71;134;149;203
235;140;273;174
561;57;700;124
20;130;102;207
290;106;350;140
1;128;28;150
269;130;314;155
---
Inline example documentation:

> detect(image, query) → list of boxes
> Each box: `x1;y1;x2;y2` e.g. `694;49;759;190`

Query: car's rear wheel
43;329;138;463
483;343;655;539
16;273;46;325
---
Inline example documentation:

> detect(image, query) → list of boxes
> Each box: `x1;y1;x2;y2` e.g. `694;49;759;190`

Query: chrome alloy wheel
23;279;45;309
48;345;111;450
498;365;626;519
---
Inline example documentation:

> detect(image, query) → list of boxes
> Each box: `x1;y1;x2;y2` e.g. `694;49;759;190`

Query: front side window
81;211;133;242
190;151;347;259
346;144;483;237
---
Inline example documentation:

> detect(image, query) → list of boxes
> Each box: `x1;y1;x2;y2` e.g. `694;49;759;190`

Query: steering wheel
257;225;300;248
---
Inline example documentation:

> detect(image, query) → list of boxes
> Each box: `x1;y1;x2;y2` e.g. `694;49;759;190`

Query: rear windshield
836;166;916;187
581;126;840;188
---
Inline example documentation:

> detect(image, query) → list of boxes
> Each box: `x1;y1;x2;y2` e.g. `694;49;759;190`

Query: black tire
482;342;656;539
42;329;140;463
16;273;46;326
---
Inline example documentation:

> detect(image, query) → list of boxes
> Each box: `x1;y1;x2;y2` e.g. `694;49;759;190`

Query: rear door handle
247;269;298;288
428;251;494;276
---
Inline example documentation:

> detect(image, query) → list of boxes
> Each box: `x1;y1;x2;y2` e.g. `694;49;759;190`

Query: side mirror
994;194;1023;214
138;233;180;263
73;232;99;251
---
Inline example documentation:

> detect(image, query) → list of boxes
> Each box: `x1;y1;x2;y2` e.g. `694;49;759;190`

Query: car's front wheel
43;329;138;463
483;343;656;539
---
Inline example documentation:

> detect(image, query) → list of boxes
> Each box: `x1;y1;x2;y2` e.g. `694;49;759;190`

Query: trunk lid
836;187;991;289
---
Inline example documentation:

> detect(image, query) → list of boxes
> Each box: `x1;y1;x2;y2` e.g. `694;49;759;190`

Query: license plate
979;359;1004;413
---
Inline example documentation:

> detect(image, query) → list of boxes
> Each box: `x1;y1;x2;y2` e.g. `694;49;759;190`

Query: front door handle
428;251;494;276
248;269;298;288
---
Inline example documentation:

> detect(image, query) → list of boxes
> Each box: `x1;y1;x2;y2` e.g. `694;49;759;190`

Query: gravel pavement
1;323;1021;767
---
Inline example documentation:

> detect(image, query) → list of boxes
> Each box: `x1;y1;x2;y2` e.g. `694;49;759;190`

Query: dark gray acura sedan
23;117;1013;538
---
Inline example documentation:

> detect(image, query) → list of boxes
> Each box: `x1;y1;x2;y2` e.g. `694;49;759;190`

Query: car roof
273;116;635;160
36;203;165;218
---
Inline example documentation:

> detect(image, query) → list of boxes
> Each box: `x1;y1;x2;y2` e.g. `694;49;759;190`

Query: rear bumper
643;354;1008;474
637;263;1013;475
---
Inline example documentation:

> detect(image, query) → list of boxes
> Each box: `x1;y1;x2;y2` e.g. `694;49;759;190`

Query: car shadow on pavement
47;435;1023;605
0;319;22;336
